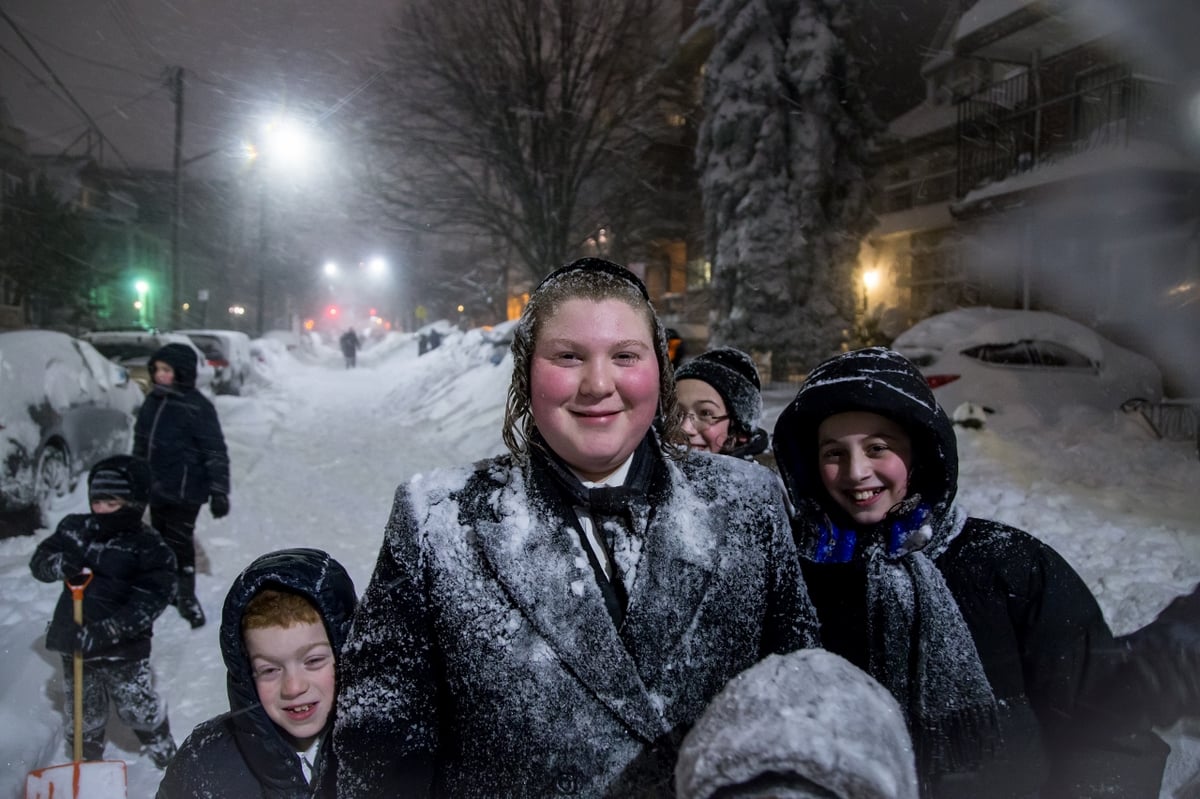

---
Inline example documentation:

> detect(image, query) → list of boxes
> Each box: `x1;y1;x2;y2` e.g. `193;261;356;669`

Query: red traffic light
327;305;339;317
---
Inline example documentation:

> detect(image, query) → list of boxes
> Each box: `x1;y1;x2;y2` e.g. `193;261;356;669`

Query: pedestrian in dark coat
675;649;919;799
29;455;178;766
156;548;357;799
338;329;360;369
134;342;231;628
330;258;819;798
772;347;1167;799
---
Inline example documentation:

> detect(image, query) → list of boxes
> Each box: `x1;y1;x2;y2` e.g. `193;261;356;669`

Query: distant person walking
339;328;360;369
134;343;231;629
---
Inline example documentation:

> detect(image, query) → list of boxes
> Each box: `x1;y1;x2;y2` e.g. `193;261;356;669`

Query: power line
18;23;161;81
0;6;130;168
0;41;74;112
23;84;166;147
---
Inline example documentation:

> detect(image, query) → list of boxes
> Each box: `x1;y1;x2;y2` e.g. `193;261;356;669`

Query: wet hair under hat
502;257;685;459
674;347;764;435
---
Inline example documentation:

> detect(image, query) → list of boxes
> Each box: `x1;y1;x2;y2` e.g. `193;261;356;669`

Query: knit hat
674;347;763;434
87;454;151;509
773;347;958;519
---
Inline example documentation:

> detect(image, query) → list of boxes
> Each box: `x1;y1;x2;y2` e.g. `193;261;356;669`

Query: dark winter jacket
156;548;357;799
1093;583;1200;731
331;436;820;798
30;512;176;661
675;649;919;799
134;343;230;505
773;347;1167;799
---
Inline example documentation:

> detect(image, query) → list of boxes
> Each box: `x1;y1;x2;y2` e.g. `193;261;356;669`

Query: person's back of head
675;649;918;799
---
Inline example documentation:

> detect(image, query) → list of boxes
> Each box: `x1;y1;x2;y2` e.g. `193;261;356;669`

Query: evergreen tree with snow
696;0;877;379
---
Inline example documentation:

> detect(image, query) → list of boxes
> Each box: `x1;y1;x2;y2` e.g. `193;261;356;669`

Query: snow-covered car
82;330;215;394
0;330;144;530
891;308;1164;421
175;329;253;395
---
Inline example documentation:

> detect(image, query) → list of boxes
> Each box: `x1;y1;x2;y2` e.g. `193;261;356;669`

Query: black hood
149;342;198;389
773;347;958;521
219;548;357;790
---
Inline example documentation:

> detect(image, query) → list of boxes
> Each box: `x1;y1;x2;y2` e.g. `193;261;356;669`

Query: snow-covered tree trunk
696;0;876;379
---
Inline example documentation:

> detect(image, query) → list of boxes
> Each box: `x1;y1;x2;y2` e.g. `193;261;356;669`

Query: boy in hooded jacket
29;455;178;767
156;548;357;799
772;347;1167;799
134;342;231;629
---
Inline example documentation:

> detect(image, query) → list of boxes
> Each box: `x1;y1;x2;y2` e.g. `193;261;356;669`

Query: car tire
34;443;72;529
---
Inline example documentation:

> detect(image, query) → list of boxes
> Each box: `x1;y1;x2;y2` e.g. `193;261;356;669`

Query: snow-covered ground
2;327;1198;798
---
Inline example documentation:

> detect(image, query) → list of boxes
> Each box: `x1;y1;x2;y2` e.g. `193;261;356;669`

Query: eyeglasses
682;410;730;429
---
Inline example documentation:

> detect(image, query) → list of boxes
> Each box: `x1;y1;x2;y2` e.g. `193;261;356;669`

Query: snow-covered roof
871;202;955;239
956;0;1038;45
887;100;959;140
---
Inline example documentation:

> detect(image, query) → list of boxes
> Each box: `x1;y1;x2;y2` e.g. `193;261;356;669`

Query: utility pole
169;66;185;329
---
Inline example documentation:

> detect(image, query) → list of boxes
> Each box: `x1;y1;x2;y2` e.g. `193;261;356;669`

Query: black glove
57;550;87;579
76;618;121;653
210;493;230;519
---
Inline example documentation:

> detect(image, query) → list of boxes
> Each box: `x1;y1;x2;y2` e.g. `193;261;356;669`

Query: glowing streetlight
324;261;339;277
861;268;880;313
255;116;316;172
367;256;387;278
134;279;150;327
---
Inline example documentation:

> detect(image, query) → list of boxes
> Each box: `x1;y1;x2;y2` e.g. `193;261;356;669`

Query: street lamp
246;115;317;335
861;268;880;313
134;279;150;328
323;261;339;277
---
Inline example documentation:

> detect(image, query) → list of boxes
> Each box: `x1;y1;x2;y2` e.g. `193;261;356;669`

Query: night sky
1;0;951;172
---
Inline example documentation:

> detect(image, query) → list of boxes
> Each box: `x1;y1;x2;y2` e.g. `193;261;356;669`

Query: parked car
175;329;253;395
82;329;215;394
0;330;144;531
891;308;1163;421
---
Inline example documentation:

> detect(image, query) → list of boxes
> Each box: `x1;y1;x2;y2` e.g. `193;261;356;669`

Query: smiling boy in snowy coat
29;455;178;767
156;548;356;799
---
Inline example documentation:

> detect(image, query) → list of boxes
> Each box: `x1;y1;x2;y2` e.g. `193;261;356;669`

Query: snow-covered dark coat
156;548;357;799
773;347;1167;799
675;649;918;799
30;512;176;660
331;439;819;798
133;343;230;505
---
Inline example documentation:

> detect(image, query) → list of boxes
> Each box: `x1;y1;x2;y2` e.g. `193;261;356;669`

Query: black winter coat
133;344;230;505
800;518;1168;798
156;548;357;799
30;512;176;660
331;440;819;798
773;348;1167;799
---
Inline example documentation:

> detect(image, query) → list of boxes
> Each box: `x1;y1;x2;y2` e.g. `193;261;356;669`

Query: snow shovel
25;570;128;799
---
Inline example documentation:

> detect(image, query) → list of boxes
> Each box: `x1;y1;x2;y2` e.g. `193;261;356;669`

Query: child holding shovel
29;455;179;768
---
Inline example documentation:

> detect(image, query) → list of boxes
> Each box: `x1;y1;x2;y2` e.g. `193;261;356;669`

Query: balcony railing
956;64;1174;197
